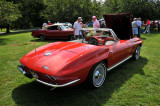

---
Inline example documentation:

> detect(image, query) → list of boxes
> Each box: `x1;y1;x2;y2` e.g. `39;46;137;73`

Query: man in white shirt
73;17;84;40
92;16;100;28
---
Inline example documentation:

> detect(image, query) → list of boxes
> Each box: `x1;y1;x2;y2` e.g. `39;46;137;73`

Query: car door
106;40;130;69
103;13;133;69
47;26;63;39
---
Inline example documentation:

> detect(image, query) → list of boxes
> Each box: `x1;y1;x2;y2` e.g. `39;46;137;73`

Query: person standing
137;18;142;38
144;19;151;34
73;17;84;40
48;21;52;25
132;18;138;37
92;16;100;28
42;22;47;29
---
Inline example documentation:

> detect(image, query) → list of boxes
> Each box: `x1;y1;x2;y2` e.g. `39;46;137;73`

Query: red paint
32;26;73;39
19;36;142;87
18;13;143;87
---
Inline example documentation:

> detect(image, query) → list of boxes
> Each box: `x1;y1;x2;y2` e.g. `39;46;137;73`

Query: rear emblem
43;65;49;70
44;52;52;56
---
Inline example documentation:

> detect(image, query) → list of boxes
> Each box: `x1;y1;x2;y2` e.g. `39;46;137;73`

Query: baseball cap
78;17;83;21
92;16;96;19
134;18;137;21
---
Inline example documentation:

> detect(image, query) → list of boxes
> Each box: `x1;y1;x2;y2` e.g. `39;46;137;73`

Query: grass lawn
0;30;160;106
0;28;7;32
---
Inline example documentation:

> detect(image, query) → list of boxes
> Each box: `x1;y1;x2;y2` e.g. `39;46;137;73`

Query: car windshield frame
81;28;119;41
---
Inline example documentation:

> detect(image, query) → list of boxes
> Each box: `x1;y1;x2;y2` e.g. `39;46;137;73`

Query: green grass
0;30;160;106
0;28;6;32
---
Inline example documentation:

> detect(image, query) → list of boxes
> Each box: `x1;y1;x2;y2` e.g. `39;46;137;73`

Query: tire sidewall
40;34;45;41
133;45;141;60
69;35;74;41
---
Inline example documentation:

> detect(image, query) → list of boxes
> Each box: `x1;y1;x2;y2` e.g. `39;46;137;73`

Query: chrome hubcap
135;46;140;60
93;64;106;87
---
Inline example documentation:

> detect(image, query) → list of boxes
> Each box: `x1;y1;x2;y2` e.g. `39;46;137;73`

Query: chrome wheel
135;46;140;60
92;63;106;87
132;45;141;60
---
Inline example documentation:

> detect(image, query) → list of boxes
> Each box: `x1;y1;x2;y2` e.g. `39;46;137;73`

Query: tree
0;1;21;33
40;0;102;24
7;0;46;28
103;0;160;20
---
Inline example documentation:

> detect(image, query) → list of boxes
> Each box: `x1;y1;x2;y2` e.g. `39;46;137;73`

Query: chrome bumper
18;66;26;74
36;79;80;88
18;65;80;87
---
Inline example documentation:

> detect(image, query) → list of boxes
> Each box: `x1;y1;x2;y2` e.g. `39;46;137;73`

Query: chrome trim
43;65;49;70
107;55;132;71
18;66;26;75
110;50;114;53
36;79;80;87
44;52;52;56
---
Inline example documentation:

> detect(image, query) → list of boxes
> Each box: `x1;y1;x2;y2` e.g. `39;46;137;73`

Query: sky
96;0;106;2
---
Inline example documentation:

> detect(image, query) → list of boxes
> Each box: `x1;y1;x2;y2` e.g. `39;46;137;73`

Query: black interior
47;26;59;30
103;13;133;40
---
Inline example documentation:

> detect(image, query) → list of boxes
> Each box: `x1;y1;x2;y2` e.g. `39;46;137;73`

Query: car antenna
34;37;37;53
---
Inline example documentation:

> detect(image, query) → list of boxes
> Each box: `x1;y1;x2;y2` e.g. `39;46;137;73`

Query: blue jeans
137;26;141;38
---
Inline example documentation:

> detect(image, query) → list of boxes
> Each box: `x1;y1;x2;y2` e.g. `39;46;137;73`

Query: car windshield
60;25;69;30
81;28;116;38
70;28;119;46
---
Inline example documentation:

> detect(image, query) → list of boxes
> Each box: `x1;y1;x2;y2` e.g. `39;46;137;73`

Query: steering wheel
88;38;98;46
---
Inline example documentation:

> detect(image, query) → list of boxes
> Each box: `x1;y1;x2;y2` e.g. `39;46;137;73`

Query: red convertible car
32;23;74;41
18;13;143;88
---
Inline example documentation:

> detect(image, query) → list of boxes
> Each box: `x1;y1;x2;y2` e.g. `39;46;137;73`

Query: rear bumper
17;65;80;87
36;79;80;88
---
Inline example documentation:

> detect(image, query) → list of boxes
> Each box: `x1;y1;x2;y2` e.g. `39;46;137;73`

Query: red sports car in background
18;13;143;89
32;23;74;41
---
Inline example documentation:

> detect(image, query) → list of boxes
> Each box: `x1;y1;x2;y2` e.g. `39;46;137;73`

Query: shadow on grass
0;38;8;45
0;30;33;37
12;57;148;106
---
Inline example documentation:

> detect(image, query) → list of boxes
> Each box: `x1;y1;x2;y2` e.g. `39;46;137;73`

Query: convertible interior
71;28;118;46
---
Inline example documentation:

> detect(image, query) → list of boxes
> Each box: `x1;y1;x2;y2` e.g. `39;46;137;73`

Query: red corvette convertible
18;13;143;88
32;23;74;41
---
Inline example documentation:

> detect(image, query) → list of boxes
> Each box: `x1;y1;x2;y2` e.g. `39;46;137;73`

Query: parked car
32;23;74;41
150;20;160;31
18;13;143;89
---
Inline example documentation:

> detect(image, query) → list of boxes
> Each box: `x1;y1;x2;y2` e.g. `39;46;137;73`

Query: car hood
20;42;98;75
103;13;133;40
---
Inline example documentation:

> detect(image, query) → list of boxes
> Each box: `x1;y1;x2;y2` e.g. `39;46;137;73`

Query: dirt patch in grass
11;43;30;47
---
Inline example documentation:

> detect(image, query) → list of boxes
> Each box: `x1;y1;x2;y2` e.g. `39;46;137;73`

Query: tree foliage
1;0;160;30
7;0;46;28
103;0;160;20
41;0;102;23
0;1;21;32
